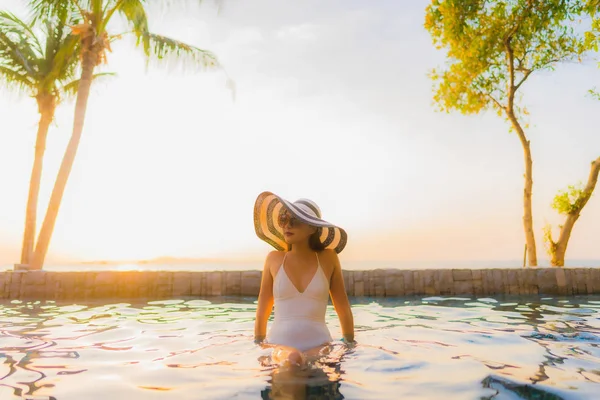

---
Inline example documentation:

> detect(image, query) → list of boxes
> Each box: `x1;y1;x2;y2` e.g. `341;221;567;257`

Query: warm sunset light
1;0;599;268
2;2;600;399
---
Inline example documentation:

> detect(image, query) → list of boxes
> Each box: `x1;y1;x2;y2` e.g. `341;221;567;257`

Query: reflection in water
260;344;349;400
0;295;598;399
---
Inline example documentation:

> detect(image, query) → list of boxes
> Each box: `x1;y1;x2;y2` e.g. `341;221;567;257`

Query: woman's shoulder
318;249;338;262
317;249;340;277
262;251;286;276
265;250;286;266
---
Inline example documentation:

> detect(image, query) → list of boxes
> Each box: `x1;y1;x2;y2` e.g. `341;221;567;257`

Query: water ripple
0;295;599;399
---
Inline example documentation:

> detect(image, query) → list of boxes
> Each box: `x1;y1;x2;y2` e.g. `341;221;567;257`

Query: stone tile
156;283;173;299
555;268;567;295
492;269;504;295
453;269;472;282
413;271;423;295
473;278;483;296
1;267;596;300
157;272;174;286
225;271;241;296
191;273;202;296
436;270;453;295
354;281;365;297
346;271;355;296
23;271;46;286
353;271;365;296
44;272;59;300
362;271;371;296
501;270;509;294
585;269;594;294
94;284;117;299
566;268;578;295
561;268;571;294
241;271;261;296
0;273;10;299
575;269;587;295
402;271;414;296
507;270;519;289
9;272;24;297
201;272;208;296
342;270;349;293
480;270;490;295
173;272;192;296
85;272;98;288
590;269;600;294
137;272;157;297
384;269;403;296
20;285;48;300
536;269;558;295
524;269;538;295
95;272;116;286
507;285;520;295
422;270;436;296
57;272;86;299
373;269;385;297
453;280;473;296
0;273;11;299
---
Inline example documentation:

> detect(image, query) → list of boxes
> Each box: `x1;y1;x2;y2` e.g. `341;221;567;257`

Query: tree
0;10;80;266
425;0;595;266
27;0;221;270
585;0;600;97
544;157;600;266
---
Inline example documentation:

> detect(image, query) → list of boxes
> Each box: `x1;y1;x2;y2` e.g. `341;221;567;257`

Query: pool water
1;295;599;399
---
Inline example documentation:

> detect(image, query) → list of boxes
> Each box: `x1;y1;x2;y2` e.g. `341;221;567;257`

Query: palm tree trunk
551;157;600;267
29;50;97;270
20;94;55;265
506;109;538;266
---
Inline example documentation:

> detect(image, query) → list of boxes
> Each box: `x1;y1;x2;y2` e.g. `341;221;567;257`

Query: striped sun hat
253;191;348;253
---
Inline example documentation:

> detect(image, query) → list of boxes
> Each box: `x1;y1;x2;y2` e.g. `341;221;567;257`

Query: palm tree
27;0;221;270
0;9;80;266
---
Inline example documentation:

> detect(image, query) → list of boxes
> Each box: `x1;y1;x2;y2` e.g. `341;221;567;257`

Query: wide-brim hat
253;191;348;253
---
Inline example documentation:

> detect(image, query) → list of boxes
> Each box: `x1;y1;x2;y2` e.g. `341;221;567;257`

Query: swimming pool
1;295;598;399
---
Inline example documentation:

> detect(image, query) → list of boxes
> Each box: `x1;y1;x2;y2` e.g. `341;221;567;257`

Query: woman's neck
289;241;313;256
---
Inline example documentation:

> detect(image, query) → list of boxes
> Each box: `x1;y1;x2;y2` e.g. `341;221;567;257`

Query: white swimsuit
267;253;333;352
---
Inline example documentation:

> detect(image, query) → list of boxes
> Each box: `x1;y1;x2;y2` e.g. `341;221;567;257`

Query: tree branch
486;93;504;111
514;69;532;91
571;156;600;214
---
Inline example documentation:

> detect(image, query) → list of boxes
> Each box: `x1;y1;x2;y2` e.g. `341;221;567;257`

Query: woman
253;191;355;367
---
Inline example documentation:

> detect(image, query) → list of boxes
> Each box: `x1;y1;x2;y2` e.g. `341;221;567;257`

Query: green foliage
0;9;80;100
29;0;221;72
584;1;600;97
542;223;556;256
425;1;593;115
551;183;591;215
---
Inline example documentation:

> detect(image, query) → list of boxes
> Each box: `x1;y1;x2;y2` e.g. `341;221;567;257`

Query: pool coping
1;268;598;300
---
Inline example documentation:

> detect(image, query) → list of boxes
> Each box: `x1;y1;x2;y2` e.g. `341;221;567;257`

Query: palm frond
144;33;220;71
0;27;38;78
0;11;43;55
1;7;81;99
112;0;150;53
42;33;80;89
0;65;35;92
28;0;75;25
61;71;116;98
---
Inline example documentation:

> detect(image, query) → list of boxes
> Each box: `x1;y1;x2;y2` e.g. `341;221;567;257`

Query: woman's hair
308;227;325;251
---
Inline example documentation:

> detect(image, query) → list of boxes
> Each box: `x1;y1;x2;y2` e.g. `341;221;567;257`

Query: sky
0;0;599;266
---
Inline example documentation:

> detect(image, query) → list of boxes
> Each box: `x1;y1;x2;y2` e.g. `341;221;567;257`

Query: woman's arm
254;252;276;343
327;250;355;342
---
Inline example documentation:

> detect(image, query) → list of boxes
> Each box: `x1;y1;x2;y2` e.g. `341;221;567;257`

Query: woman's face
278;211;316;245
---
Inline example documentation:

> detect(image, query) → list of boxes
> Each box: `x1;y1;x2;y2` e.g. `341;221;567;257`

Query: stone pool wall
0;268;599;300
